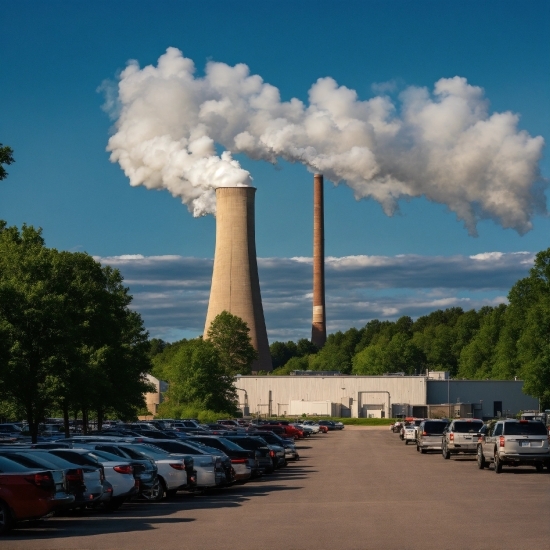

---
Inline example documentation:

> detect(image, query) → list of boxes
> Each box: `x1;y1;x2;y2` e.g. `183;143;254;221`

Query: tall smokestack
204;187;272;371
312;173;327;348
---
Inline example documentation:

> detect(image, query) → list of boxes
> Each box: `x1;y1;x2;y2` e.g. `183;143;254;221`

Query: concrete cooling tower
203;187;272;372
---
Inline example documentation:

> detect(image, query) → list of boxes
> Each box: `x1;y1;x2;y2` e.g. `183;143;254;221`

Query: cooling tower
312;173;327;348
203;187;272;371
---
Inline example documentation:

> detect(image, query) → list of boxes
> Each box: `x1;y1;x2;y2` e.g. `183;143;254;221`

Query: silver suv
442;419;484;459
477;419;550;473
416;420;449;453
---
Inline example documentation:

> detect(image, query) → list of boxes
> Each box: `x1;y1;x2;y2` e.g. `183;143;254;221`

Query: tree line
269;248;550;409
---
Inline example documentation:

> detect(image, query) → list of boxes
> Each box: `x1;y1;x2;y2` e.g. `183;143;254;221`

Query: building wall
427;380;538;419
144;374;168;416
236;376;427;418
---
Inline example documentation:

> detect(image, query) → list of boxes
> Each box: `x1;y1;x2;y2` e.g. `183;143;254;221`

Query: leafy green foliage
206;311;258;375
155;338;237;415
0;144;14;181
0;221;152;440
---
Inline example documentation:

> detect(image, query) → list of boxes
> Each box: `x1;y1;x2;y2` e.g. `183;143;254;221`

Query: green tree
272;355;309;375
161;339;237;413
457;305;507;379
0;222;64;441
206;311;258;375
0;221;152;440
269;340;298;369
0;144;14;181
504;248;550;406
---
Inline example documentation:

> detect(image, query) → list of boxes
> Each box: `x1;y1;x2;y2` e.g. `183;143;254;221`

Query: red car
263;423;304;440
0;455;73;534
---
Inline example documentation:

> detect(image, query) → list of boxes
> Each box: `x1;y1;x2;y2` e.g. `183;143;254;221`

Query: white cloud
97;251;535;342
104;49;546;230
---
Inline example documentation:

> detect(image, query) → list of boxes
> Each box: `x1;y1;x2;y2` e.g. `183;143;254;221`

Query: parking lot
3;427;550;550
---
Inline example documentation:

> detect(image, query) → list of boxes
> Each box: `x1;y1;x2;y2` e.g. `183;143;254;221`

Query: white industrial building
234;374;538;420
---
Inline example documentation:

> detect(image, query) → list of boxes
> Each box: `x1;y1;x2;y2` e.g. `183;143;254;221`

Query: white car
402;425;417;445
46;448;138;510
298;422;320;434
118;444;191;500
140;439;228;489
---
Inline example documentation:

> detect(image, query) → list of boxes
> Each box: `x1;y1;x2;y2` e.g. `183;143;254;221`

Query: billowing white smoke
105;47;545;233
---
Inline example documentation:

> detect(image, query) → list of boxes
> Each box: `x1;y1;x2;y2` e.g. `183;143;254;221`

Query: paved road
3;429;550;549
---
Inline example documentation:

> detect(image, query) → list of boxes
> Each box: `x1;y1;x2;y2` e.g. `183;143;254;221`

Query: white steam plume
105;47;546;232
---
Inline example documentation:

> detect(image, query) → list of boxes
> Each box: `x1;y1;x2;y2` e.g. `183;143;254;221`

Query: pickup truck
442;419;484;459
477;419;550;473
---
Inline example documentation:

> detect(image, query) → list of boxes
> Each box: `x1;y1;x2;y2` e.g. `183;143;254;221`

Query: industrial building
234;374;538;420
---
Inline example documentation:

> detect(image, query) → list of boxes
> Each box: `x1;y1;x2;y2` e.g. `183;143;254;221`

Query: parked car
0;455;74;534
114;444;193;500
318;420;343;431
62;441;159;499
0;449;107;508
138;439;230;489
416;420;449;453
187;436;260;479
225;436;284;472
45;449;138;511
441;419;484;459
402;424;417;445
476;419;550;473
251;431;300;461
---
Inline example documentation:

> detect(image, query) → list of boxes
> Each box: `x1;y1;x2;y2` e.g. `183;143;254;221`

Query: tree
504;248;550;406
0;144;14;181
161;339;237;414
0;221;152;440
269;340;298;369
0;222;64;441
206;311;258;375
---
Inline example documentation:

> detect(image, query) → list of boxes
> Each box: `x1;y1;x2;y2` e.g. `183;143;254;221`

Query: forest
268;247;550;409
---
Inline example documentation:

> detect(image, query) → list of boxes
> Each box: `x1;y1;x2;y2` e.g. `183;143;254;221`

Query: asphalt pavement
3;428;550;549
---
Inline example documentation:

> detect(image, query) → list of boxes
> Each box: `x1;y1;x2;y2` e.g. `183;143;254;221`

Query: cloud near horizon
97;251;535;343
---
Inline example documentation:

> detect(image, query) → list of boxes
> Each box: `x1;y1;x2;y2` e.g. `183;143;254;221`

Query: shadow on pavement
4;463;315;540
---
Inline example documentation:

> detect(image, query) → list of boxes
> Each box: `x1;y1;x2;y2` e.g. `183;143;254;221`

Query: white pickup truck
442;419;484;459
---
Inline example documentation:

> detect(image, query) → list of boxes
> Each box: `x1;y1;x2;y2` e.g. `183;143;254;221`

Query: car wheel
477;446;486;469
0;500;12;535
143;477;165;501
405;439;408;445
442;444;450;460
535;462;544;472
416;444;420;452
420;447;427;454
494;452;502;474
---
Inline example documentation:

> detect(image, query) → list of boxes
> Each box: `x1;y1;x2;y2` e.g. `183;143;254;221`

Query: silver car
442;419;484;459
477;419;550;473
416;420;449;453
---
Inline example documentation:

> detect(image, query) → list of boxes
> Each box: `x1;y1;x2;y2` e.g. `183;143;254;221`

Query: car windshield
49;451;99;467
123;444;169;458
10;451;84;470
423;422;448;434
87;449;125;462
504;422;548;436
453;421;483;433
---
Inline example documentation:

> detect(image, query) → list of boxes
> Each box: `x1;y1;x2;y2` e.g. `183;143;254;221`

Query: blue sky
1;1;549;342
